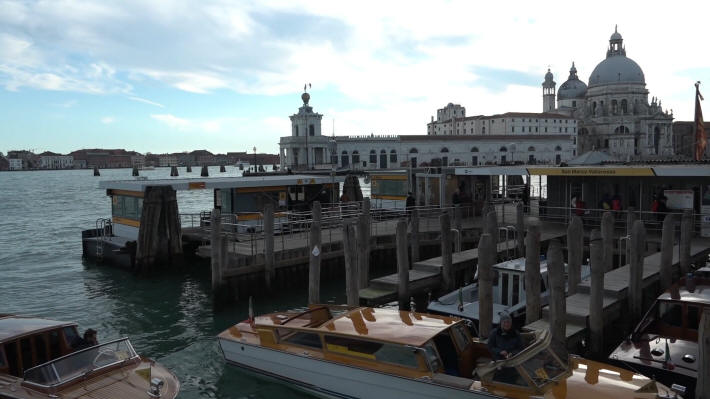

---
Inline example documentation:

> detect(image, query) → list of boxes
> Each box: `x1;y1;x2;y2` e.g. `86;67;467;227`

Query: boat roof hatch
658;285;710;305
98;174;346;192
0;315;77;343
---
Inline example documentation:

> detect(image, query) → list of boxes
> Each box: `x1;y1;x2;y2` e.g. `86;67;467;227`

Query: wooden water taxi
609;271;710;398
218;304;679;399
427;257;590;326
0;314;179;398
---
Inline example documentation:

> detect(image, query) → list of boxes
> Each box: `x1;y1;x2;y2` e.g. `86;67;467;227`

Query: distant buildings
38;152;74;169
8;158;22;171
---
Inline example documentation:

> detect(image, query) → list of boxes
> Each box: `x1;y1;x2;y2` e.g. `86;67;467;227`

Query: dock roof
98;174;345;192
454;164;710;177
0;315;76;343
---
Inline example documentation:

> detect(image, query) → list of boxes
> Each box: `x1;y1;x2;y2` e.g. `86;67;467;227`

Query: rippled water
0;167;356;398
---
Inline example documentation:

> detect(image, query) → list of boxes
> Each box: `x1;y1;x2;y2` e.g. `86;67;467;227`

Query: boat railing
23;337;139;389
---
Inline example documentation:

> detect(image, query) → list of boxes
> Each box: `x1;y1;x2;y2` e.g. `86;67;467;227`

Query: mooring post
219;164;226;173
626;206;636;236
186;164;192;173
478;233;494;339
93;166;100;176
660;213;675;290
698;308;710;399
601;211;614;272
547;239;567;357
343;221;359;306
440;213;453;292
201;165;209;177
680;209;693;277
210;208;223;292
525;219;541;325
629;220;646;324
264;203;275;292
357;199;371;290
170;166;179;177
589;229;604;357
396;219;410;310
516;202;524;257
132;166;139;176
567;216;583;296
410;208;420;263
308;201;321;304
485;210;499;244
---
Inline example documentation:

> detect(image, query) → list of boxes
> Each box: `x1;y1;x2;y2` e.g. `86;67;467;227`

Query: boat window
540;276;547;292
20;338;33;372
277;329;322;349
324;335;419;368
519;349;566;387
34;334;48;365
659;302;682;327
63;327;80;349
422;342;442;372
433;333;460;376
49;330;62;359
687;305;700;330
501;273;509;306
451;324;470;351
5;342;19;376
491;366;528;387
512;275;520;306
111;195;143;221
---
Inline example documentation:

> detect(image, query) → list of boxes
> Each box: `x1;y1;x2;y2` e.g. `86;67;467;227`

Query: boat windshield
518;348;567;387
23;338;138;388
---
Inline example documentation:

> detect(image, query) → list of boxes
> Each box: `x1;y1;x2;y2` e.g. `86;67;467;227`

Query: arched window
499;146;507;152
555;145;562;151
482;126;486;134
441;147;449;153
611;99;618;115
294;126;299;136
341;150;349;166
614;125;630;134
352;150;360;164
471;147;479;152
409;148;418;154
379;150;387;169
309;124;315;136
389;149;397;163
621;99;628;114
528;146;535;151
369;150;377;164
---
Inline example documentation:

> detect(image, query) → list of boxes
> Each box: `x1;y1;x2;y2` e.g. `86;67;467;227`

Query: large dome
589;55;645;87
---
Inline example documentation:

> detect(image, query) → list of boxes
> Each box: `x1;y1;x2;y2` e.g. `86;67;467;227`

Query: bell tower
542;68;556;112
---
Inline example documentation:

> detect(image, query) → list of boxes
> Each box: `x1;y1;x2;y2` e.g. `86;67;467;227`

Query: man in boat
72;328;99;350
487;313;523;360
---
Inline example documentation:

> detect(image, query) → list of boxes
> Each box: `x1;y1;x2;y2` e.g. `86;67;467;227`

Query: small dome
589;55;645;87
301;92;310;105
544;68;554;81
558;79;587;100
610;31;622;41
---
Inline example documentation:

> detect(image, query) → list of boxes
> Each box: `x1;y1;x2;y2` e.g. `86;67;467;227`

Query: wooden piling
660;213;675;291
136;186;183;269
132;166;139;176
201;165;209;177
440;213;453;292
516;202;525;257
601;211;614;272
263;203;275;292
396;219;410;310
567;216;583;296
626;206;636;236
357;199;371;290
547;239;567;357
478;233;494;339
308;202;322;304
629;220;646;324
93;166;100;176
681;209;693;277
410;208;420;263
589;229;604;357
186;164;192;173
698;308;710;399
170;166;179;176
525;219;541;325
210;208;223;291
343;221;359;306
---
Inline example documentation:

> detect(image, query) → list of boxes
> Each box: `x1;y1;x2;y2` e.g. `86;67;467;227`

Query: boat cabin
99;174;344;238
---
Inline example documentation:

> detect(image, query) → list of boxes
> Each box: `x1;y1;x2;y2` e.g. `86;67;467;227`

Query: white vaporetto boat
218;304;678;399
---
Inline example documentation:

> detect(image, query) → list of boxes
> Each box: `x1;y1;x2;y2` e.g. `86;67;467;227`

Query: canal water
0;167;365;399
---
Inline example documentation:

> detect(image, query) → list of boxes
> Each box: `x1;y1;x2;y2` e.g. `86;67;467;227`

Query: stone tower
542;68;556;112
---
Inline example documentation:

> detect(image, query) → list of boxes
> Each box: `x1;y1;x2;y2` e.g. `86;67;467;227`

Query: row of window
339;146;563;157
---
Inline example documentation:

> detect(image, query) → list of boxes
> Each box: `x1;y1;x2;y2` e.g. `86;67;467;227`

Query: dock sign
312;245;320;257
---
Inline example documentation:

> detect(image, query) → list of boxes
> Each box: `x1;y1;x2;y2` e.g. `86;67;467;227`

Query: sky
1;0;709;155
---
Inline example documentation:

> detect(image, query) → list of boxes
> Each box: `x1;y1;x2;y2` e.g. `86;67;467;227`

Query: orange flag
695;82;706;161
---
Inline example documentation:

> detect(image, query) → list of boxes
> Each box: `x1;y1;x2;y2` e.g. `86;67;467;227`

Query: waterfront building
38;152;73;169
158;154;178;167
8;158;22;170
131;154;145;169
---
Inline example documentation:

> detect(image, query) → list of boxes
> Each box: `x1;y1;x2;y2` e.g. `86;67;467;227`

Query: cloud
53;99;77;108
101;116;115;124
150;113;223;133
128;96;165;108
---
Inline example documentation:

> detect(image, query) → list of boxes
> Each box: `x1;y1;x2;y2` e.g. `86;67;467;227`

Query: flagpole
695;81;706;161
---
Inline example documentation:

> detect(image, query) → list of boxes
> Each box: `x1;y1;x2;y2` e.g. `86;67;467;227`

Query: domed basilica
545;27;674;159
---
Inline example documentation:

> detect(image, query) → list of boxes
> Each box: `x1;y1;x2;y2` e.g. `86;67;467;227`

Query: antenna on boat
248;296;254;326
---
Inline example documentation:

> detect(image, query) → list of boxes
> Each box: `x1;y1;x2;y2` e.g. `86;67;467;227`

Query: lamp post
253;146;257;173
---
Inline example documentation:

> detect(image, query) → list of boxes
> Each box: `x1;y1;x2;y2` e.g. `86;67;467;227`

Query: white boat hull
218;338;496;399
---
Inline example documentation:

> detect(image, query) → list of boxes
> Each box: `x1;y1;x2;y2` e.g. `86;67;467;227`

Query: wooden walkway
527;237;710;343
358;225;569;305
